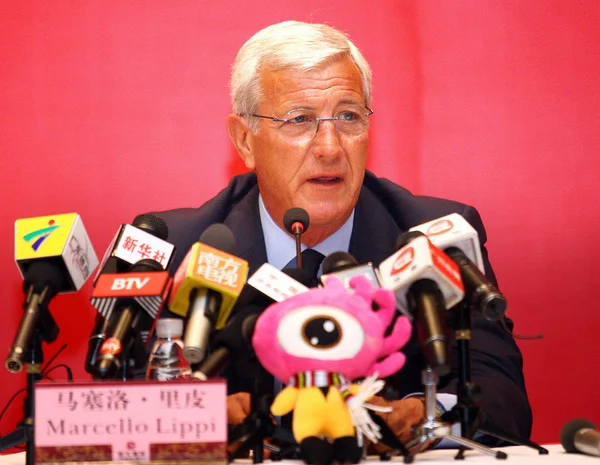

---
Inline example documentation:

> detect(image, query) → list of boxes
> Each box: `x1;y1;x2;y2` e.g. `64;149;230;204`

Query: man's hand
226;392;277;460
227;392;251;426
365;396;425;449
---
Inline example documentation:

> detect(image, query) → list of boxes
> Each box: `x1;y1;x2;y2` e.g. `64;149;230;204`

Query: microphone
192;267;314;380
91;259;172;379
283;207;310;269
561;418;600;457
191;305;260;381
378;231;465;375
8;213;99;373
409;213;506;320
168;224;249;364
86;213;174;375
93;212;174;281
320;251;381;289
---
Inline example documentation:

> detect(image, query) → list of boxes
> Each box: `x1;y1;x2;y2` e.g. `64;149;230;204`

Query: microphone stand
368;411;414;463
0;329;44;465
442;301;548;458
407;367;507;459
227;363;298;463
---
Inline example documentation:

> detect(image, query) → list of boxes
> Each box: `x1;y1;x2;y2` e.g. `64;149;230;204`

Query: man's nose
311;119;343;158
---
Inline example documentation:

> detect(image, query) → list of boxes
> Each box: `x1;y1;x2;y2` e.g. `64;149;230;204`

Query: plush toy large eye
276;305;365;360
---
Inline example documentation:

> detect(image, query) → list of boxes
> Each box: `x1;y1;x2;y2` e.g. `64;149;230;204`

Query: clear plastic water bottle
146;318;192;381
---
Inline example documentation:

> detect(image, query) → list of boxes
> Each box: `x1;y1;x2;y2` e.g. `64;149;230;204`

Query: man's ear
226;114;256;170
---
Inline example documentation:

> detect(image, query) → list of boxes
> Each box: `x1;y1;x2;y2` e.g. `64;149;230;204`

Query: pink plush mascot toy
252;276;412;465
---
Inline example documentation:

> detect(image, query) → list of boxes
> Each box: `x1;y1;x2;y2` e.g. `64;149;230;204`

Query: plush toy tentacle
370;288;397;321
367;352;407;379
380;315;412;356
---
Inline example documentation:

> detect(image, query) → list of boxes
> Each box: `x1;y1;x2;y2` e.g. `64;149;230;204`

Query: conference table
0;445;597;464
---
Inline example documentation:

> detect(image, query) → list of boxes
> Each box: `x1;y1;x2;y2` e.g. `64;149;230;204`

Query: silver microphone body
561;418;600;457
574;428;600;456
182;288;216;364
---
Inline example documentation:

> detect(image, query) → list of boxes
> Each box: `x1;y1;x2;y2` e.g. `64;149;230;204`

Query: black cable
0;388;26;428
40;344;67;373
499;319;544;340
42;364;73;382
0;343;72;440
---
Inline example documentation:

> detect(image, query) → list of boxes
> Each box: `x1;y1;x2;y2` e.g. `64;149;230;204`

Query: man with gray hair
156;20;532;457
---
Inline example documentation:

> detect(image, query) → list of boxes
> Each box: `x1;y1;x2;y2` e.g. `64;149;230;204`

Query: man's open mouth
308;176;342;183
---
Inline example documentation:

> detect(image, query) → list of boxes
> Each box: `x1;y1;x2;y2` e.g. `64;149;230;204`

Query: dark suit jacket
155;170;532;442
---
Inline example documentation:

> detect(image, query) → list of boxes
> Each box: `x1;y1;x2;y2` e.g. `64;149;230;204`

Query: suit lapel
350;186;422;367
349;185;404;266
222;185;267;275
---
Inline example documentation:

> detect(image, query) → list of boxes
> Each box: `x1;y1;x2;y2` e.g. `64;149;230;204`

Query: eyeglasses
249;106;374;141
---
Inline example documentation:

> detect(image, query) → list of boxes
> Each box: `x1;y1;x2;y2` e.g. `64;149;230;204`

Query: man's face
243;56;369;235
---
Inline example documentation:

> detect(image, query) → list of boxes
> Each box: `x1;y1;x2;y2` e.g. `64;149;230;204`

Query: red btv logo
391;247;414;275
427;219;454;236
99;338;122;355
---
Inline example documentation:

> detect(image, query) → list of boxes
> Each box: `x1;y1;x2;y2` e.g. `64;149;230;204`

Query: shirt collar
258;194;354;270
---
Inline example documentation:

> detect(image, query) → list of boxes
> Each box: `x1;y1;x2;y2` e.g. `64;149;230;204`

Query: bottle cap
155;318;183;338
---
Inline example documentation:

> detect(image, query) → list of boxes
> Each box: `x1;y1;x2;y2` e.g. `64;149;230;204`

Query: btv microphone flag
91;271;172;328
409;213;485;273
92;260;169;378
15;212;99;292
169;242;248;328
379;234;465;313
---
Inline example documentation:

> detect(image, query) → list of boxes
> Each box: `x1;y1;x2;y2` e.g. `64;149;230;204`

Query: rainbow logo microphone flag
15;213;99;292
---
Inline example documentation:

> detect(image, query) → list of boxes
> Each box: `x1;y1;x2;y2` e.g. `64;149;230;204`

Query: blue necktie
284;248;326;281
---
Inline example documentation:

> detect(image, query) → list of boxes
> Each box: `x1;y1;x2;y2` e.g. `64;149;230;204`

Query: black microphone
379;231;457;375
92;259;171;379
561;418;600;457
192;268;313;380
192;304;260;380
86;213;173;375
444;247;506;320
283;207;310;269
93;212;173;279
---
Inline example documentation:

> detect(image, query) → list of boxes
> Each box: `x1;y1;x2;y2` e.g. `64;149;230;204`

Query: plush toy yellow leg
292;387;355;443
292;387;329;442
322;387;355;440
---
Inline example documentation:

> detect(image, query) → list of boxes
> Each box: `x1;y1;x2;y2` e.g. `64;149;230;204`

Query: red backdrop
1;1;599;444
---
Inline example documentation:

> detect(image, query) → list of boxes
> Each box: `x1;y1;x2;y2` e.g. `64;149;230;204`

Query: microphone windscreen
23;261;66;294
283;207;310;234
132;213;169;240
199;224;236;254
395;230;426;251
129;259;164;273
560;418;597;453
322;251;358;274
